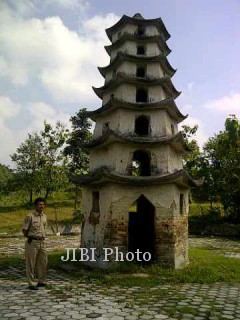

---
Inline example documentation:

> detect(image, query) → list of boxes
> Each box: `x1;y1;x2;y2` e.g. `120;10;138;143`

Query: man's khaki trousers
25;239;47;286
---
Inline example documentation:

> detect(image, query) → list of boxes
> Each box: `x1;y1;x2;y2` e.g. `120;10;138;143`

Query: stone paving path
0;235;80;257
189;236;240;258
1;236;240;320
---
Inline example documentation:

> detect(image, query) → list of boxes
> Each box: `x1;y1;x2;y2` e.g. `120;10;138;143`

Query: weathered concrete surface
81;184;189;268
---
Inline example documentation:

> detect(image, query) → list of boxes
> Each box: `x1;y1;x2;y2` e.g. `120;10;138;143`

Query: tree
182;124;200;177
204;115;240;221
40;121;69;200
11;133;43;203
181;124;214;203
64;108;92;209
0;164;13;198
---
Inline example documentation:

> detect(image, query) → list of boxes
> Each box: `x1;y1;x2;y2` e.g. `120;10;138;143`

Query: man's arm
22;215;31;237
22;229;28;237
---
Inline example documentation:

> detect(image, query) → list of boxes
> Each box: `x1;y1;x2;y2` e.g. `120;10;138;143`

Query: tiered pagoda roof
93;72;181;99
71;167;204;188
71;13;204;189
105;14;170;41
105;34;171;56
78;128;192;153
98;52;176;78
87;97;187;123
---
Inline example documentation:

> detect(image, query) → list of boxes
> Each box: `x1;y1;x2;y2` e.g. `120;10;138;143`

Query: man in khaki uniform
22;197;47;290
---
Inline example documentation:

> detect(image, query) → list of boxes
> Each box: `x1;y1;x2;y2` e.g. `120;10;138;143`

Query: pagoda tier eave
87;98;188;123
70;167;204;188
105;34;171;56
77;129;193;153
105;15;170;42
92;74;181;100
98;52;176;78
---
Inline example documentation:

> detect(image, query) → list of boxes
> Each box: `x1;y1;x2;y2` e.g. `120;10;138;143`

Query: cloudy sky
0;0;240;165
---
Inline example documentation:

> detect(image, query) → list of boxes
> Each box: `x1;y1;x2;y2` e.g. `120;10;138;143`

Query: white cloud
0;97;70;165
27;102;71;131
180;115;208;149
204;92;240;117
45;0;89;10
0;96;22;119
0;96;24;164
0;5;119;103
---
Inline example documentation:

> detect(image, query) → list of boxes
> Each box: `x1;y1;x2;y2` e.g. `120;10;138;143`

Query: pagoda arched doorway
128;195;155;262
132;150;151;176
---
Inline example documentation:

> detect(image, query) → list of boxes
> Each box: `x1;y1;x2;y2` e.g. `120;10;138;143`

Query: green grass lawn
1;247;240;286
0;191;77;234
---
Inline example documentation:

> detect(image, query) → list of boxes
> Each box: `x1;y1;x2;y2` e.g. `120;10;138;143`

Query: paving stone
1;236;240;320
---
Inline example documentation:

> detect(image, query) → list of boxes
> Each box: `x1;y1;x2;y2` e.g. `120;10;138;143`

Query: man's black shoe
28;285;38;290
37;283;47;287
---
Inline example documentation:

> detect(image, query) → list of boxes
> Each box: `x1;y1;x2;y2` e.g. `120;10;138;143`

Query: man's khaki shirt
22;211;47;238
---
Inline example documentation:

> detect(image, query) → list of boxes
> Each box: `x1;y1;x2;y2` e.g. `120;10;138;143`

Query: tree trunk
44;187;50;201
29;189;33;204
74;184;79;210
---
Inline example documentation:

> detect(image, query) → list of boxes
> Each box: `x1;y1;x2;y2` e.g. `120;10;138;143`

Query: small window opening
171;124;175;135
136;66;146;78
103;122;109;133
92;191;100;212
136;88;148;102
110;93;114;100
180;194;184;214
132;150;151;176
137;25;145;36
135;116;149;135
137;45;145;55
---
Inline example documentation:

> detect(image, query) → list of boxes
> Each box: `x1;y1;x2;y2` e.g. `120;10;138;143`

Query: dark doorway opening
132;150;151;176
137;45;145;55
137;25;145;36
136;88;148;102
135;115;149;136
136;66;146;78
128;195;155;262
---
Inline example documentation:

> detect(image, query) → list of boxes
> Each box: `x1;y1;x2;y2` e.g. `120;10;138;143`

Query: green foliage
181;125;211;202
39;121;69;200
189;203;223;226
11;132;43;203
0;164;13;197
10;122;69;203
204;115;240;221
64;108;92;210
64;108;92;175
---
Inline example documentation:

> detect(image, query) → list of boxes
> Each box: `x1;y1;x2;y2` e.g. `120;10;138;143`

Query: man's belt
28;236;45;243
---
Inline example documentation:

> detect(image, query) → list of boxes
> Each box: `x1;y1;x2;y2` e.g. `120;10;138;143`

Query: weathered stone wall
90;142;182;174
111;41;161;60
147;63;164;77
112;24;136;43
146;25;159;36
81;183;188;268
102;83;166;105
93;108;178;139
111;24;159;44
105;62;165;83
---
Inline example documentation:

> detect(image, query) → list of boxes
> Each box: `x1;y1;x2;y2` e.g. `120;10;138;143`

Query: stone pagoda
73;13;203;268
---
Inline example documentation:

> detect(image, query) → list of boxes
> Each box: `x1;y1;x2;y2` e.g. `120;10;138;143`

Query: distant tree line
0;111;240;222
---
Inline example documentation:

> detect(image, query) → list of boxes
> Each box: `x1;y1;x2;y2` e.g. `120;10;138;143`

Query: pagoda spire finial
133;13;144;19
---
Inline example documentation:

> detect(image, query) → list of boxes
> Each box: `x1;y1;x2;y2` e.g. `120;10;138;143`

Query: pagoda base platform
79;182;189;269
